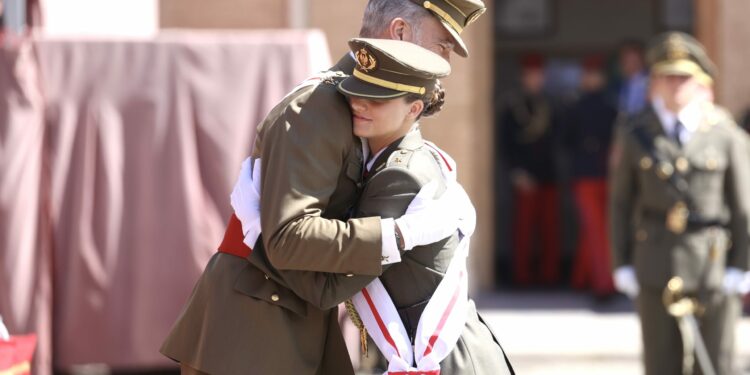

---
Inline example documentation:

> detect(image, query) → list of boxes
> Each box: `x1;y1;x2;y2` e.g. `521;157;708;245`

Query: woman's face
349;96;423;152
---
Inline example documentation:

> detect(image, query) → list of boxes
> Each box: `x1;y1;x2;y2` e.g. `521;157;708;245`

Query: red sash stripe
422;271;465;357
362;288;402;358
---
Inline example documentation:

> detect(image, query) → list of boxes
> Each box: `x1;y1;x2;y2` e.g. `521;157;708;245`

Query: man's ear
388;18;414;42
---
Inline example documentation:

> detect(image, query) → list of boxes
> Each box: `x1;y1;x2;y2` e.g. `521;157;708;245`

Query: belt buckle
666;201;689;234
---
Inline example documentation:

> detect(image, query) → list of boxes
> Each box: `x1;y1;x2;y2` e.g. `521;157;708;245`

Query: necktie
673;120;685;146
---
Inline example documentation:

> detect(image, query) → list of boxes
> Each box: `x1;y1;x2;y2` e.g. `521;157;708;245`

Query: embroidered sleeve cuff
380;218;401;265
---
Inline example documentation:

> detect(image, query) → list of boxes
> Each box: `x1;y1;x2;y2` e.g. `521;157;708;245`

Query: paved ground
475;290;750;375
65;290;749;375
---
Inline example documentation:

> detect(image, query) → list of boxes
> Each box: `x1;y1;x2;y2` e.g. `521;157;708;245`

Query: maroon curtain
0;30;331;373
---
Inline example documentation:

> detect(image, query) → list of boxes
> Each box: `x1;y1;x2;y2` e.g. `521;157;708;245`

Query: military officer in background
609;31;750;375
499;54;562;286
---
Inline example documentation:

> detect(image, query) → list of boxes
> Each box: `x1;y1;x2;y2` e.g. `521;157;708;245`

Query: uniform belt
217;214;253;258
396;298;430;343
641;209;727;229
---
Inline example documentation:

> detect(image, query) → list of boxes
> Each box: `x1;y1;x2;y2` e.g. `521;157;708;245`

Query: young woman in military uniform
333;38;512;374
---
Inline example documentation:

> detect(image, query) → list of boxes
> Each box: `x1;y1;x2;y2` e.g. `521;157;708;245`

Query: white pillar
41;0;158;37
287;0;309;28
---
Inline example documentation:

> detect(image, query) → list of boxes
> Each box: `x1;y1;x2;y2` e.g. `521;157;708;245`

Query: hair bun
422;80;445;118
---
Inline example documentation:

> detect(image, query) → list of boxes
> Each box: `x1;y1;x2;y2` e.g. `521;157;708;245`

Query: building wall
159;0;286;29
715;0;750;116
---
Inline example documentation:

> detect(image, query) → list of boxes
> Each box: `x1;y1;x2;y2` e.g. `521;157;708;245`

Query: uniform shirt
652;97;702;145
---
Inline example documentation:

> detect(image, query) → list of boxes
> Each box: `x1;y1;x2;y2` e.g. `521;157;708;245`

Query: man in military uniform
609;32;750;375
161;1;489;374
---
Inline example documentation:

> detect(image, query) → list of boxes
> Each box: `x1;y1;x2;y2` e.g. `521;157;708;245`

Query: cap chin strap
423;1;463;34
353;70;426;95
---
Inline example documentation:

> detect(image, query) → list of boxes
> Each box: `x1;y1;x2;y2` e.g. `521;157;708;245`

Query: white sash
351;236;469;374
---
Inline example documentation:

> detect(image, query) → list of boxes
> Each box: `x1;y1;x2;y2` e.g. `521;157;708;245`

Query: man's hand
230;157;262;248
394;180;465;250
613;266;639;299
723;267;750;295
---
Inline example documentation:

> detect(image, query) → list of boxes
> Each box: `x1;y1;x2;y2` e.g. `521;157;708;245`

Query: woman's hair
405;80;446;119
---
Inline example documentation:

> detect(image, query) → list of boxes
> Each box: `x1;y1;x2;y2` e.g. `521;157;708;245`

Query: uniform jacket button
264;274;270;280
271;293;280;302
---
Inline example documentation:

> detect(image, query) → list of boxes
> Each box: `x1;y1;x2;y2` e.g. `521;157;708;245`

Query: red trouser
512;184;561;285
570;178;615;295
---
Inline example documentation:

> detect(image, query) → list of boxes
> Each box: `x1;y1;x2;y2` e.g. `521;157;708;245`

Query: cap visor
651;60;704;77
441;20;468;58
337;76;411;99
652;65;694;77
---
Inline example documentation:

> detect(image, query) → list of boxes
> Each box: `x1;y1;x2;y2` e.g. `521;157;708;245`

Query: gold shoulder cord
344;299;369;356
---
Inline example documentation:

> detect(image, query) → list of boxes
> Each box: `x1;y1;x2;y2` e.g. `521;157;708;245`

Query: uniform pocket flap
690;149;727;171
233;264;307;317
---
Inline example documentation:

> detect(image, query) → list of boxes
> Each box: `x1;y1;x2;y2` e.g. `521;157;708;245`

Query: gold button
271;294;280;302
706;158;718;170
636;229;648;242
264;274;270;280
640;156;653;170
346;273;354;277
675;157;689;173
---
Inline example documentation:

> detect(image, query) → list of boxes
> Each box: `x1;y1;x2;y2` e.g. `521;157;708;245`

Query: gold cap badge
355;48;378;73
666;34;689;61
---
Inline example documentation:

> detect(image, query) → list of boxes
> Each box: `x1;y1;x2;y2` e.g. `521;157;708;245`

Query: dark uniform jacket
161;56;382;375
498;93;559;183
609;106;750;292
562;90;618;179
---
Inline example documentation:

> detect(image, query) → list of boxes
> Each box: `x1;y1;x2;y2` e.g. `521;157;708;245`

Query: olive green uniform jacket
609;106;750;375
161;56;385;375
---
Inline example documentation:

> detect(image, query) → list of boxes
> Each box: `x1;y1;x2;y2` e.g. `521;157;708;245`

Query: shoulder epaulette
321;71;348;86
387;149;415;169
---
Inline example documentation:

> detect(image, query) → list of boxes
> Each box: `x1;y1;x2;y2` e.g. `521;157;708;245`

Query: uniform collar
331;53;357;75
364;127;424;176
